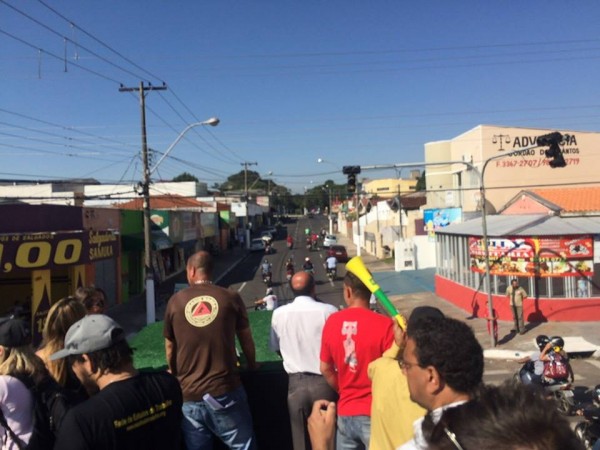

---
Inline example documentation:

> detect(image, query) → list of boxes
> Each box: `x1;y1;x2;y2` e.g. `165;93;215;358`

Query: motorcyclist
540;336;574;384
286;235;294;248
261;259;272;277
285;258;295;274
517;334;549;385
311;233;319;250
255;287;278;311
303;257;314;273
325;254;337;278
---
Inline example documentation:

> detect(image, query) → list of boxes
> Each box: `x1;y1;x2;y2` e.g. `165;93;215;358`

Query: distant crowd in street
0;249;586;449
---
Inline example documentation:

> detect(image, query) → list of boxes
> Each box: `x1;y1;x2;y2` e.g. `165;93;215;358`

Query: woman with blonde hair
0;316;61;448
36;297;86;393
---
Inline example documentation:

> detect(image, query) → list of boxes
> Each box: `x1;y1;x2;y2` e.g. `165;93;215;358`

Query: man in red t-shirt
320;271;394;449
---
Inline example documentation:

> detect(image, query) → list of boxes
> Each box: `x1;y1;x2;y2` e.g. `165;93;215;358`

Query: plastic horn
345;256;407;330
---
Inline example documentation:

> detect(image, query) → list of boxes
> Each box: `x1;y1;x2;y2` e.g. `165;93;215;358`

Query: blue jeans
182;386;257;450
336;415;370;450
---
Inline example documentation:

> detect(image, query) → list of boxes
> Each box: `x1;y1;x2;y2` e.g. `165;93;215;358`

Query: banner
469;235;593;277
0;230;119;274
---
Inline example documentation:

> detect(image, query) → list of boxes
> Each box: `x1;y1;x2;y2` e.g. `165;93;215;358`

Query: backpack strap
0;406;27;450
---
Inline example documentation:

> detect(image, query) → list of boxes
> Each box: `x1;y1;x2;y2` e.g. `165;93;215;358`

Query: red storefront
435;214;600;322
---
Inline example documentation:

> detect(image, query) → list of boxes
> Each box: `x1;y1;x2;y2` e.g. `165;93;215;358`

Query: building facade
425;125;600;214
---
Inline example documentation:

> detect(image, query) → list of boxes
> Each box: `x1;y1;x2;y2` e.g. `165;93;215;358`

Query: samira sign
469;235;593;277
0;230;119;273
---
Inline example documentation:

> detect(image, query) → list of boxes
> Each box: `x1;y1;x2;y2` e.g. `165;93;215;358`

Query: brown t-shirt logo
184;295;219;327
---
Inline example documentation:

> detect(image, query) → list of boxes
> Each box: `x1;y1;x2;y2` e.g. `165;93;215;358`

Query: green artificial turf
131;310;282;371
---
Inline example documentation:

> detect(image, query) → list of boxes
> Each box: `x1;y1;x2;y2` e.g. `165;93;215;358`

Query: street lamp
142;117;220;325
323;184;334;234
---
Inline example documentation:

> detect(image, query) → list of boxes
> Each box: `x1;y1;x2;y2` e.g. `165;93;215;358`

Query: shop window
591;264;600;298
532;277;548;299
550;277;565;298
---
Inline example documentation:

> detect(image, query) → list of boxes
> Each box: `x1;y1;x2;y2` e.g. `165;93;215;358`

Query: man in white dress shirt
270;271;338;450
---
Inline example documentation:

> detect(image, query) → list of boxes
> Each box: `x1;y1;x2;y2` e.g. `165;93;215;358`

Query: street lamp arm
149;117;219;175
356;142;542;348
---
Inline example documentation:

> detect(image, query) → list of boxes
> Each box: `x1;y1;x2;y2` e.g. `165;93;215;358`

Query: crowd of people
0;247;588;450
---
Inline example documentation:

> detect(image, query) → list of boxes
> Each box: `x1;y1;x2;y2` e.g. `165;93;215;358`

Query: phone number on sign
495;158;579;168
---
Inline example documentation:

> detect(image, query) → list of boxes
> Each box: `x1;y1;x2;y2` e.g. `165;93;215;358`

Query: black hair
67;340;133;375
343;271;371;301
427;382;583;450
407;316;483;395
187;251;214;277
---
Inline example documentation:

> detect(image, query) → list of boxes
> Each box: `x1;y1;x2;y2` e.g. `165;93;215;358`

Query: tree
416;170;426;191
172;172;199;182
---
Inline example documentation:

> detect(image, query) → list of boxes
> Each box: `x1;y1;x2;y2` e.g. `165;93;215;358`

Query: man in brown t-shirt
164;250;258;450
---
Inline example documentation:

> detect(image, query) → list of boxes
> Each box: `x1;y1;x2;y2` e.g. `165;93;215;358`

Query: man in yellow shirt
367;306;444;450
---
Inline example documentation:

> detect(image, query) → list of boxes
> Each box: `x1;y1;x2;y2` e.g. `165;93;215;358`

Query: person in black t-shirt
50;315;183;449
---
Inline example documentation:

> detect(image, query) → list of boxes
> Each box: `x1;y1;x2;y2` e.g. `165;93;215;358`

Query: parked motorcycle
575;385;600;449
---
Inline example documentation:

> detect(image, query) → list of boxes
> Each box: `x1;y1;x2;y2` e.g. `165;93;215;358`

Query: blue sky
2;1;600;193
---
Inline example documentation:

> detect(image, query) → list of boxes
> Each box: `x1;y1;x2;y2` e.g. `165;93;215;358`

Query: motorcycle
575;414;600;450
575;386;600;449
303;265;314;274
286;268;294;282
515;362;576;415
265;244;273;254
262;271;273;287
326;266;336;281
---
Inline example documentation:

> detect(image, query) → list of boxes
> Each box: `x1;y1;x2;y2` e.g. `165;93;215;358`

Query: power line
0;28;123;84
35;0;165;84
1;0;151;83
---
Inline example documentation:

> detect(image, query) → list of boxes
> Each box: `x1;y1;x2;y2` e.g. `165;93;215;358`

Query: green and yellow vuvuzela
346;256;407;331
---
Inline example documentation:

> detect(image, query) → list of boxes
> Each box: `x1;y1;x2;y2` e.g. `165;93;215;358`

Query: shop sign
494;134;580;168
424;208;462;241
469;235;593;277
0;230;119;273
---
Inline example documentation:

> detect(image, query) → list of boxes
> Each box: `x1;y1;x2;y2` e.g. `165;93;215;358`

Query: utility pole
241;162;257;200
119;81;167;325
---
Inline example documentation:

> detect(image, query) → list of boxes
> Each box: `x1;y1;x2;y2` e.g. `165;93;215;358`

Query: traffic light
536;132;567;168
342;166;361;193
347;173;357;193
544;143;566;168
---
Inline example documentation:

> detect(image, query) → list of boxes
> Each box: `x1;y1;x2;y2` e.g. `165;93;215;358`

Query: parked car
327;245;348;263
250;238;266;252
322;234;337;248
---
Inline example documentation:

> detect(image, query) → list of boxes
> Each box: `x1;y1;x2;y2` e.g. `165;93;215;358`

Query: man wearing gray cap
51;314;183;449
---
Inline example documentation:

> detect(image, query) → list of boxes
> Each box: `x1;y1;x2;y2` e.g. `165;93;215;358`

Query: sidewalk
335;233;600;359
106;246;248;338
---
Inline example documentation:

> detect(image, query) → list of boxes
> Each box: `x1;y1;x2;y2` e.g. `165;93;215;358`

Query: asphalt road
221;216;348;310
